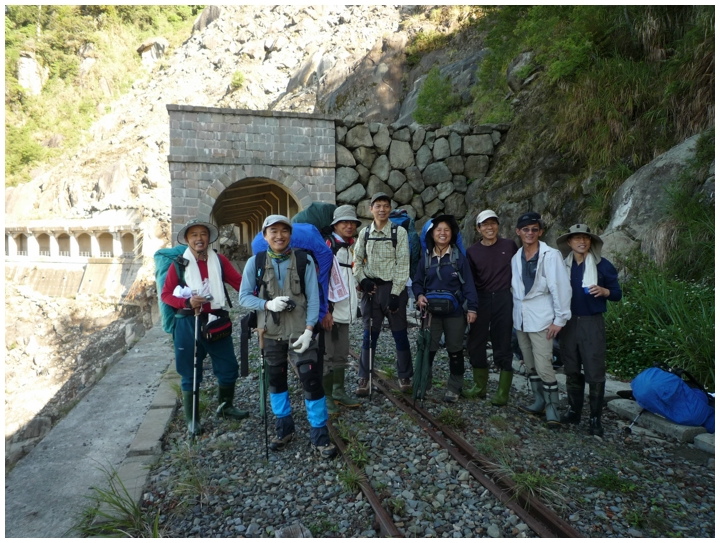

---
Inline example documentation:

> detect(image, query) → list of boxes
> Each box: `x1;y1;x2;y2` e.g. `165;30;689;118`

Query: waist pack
631;366;714;433
201;311;233;343
425;290;461;317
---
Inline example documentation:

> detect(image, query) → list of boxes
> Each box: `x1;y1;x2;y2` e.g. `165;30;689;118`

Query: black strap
363;223;398;248
255;249;308;297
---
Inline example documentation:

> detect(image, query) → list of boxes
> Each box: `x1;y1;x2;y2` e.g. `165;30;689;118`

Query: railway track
326;370;581;538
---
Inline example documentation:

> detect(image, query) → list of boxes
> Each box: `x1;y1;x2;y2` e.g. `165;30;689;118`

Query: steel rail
373;375;582;538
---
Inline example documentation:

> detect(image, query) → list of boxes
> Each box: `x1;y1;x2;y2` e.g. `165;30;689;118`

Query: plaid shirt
353;220;409;296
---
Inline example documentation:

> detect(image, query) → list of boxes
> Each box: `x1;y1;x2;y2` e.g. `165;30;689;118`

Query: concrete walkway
5;325;179;538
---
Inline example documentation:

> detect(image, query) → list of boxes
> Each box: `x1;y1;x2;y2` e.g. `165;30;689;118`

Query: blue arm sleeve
238;256;267;312
304;255;319;327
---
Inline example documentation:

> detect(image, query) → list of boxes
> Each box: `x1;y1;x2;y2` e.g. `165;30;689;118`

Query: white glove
266;296;290;312
292;329;313;353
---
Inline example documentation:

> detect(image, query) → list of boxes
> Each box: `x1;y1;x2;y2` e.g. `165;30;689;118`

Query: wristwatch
185;298;192;309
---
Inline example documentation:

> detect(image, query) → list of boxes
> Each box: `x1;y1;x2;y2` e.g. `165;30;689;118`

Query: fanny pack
425;290;461;317
201;310;233;342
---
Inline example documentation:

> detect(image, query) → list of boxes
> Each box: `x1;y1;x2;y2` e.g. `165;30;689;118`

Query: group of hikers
161;192;622;460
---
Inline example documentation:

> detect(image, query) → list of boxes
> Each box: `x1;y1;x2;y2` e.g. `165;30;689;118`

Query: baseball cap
476;209;499;225
516;212;542;229
262;214;293;233
370;192;391;205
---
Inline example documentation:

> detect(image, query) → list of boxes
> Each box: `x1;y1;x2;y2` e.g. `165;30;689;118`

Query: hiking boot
462;368;489;399
355;378;370;397
444;390;459;403
312;441;338;459
269;432;294;451
333;368;360;407
490;370;514;407
518;374;545;416
216;385;250;421
323;372;340;415
398;378;412;393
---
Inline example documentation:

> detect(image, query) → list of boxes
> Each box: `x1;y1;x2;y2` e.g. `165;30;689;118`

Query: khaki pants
516;329;557;383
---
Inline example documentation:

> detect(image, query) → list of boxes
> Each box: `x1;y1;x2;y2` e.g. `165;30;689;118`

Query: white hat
262;214;293;233
476;209;499;225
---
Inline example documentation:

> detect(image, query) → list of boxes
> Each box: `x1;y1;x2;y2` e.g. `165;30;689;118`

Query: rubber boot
518;374;545;416
332;368;360;407
182;390;202;436
588;381;605;437
462;368;489;399
490;370;514;406
542;381;562;429
560;373;585;424
217;385;250;420
323;372;339;415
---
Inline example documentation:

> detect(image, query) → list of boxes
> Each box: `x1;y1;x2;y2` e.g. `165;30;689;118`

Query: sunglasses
520;227;541;233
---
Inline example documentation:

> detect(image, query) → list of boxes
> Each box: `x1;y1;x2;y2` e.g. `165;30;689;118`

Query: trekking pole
368;292;374;399
624;408;645;435
258;330;269;460
190;301;200;441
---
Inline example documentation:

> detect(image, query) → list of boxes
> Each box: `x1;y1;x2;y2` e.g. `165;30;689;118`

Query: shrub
413;66;462;125
230;71;245;90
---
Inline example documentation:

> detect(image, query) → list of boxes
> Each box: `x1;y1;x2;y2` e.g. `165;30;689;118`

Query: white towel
182;248;225;310
328;255;350;303
564;252;598;290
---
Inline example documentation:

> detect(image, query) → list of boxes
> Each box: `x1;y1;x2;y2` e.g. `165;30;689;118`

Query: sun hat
516;211;543;230
262;214;293;233
476;209;499;225
370;192;391;205
331;205;362;227
556;223;603;260
177;218;219;245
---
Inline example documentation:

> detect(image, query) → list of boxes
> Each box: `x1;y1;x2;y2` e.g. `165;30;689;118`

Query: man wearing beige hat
320;205;362;414
556;223;622;437
465;210;518;405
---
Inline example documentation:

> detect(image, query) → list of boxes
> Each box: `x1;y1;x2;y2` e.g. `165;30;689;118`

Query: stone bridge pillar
90;232;100;258
27;234;39;258
7;235;17;257
49;233;59;258
111;232;123;258
69;234;79;258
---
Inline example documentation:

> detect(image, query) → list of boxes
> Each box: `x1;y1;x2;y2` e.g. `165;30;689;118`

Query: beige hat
331;205;362;227
177;219;219;245
476;209;499;225
556;223;603;260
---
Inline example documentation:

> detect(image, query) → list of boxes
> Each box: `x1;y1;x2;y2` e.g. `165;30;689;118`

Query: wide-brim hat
331;204;362;227
177;219;219;245
425;214;459;248
262;214;293;233
556;223;603;260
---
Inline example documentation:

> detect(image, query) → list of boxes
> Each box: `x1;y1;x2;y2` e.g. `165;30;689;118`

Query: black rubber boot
560;373;585;424
543;381;562;429
518;374;545;416
588;381;605;437
217;385;250;420
182;390;202;436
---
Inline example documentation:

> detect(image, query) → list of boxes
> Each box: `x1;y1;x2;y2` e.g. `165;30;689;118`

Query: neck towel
183;248;225;310
564;252;598;289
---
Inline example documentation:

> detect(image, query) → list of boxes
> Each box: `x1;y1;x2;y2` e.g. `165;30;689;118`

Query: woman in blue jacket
412;215;478;402
556;224;622;437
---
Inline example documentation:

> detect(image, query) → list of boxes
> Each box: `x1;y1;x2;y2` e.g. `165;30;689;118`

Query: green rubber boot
182;390;202;436
332;368;360;407
323;372;340;415
490;370;514;406
462;368;489;399
216;385;249;420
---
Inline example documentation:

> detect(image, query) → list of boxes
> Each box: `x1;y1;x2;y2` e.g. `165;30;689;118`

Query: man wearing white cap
161;218;248;435
239;214;337;459
465;210;518;405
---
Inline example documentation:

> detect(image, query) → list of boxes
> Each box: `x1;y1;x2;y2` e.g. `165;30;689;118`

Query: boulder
192;5;222;33
443;193;467;218
449;132;462;155
337;184;367;204
17;52;48;96
422;162;452;187
416;145;433;171
421;186;438;204
452;175;468;193
357;198;373;219
336;167;360;192
394;183;413;205
445;155;464;175
433;138;451;161
405;166;425;193
424;198;445;217
600;230;640;262
464;155;490;180
352;147;377;169
336;144;356;167
370;154;391;181
393;127;411;142
397;204;417;220
95;161;131;201
373;125;391;154
411;195;425;218
366;176;392;199
286;49;324;92
336;125;348;143
346;125;374;149
388;140;414;169
387;170;407;191
464;134;494;155
356;164;371;186
411;127;426;151
507;51;536;94
437;181;455;200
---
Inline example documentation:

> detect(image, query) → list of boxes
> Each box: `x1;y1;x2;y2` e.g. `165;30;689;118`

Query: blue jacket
412;246;479;317
569;257;622;316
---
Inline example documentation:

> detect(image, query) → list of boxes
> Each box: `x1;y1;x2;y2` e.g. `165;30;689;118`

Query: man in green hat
161;218;249;435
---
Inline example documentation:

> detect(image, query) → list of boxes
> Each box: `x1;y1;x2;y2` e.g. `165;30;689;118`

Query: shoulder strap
173;256;187;288
390;223;398;248
254;251;267;298
295;249;308;297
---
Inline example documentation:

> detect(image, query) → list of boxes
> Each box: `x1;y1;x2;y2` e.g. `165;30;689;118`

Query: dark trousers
559;314;606;383
467;289;514;372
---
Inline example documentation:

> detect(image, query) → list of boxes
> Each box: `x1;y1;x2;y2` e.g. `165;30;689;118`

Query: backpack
362;209;422;279
291;202;337;236
153;246;232;334
251;223;333;320
631;365;714;433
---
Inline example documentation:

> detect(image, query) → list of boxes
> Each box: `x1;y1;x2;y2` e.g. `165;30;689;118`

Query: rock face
17;52;49;96
136;37;169;66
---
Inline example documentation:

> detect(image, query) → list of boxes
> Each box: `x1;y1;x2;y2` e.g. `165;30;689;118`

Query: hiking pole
190;302;200;442
258;330;269;460
368;292;374;399
625;408;646;435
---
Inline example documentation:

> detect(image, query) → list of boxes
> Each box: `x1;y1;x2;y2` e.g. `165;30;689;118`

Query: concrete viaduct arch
166;105;337;249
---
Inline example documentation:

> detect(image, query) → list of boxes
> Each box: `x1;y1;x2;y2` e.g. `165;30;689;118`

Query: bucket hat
262;214;293;234
556;223;603;260
177;218;219;246
331;205;362;227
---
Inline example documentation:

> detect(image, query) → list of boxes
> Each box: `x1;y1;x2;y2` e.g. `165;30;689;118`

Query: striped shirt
353;221;409;296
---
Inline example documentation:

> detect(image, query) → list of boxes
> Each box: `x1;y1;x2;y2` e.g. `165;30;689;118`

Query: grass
68;464;162;537
386;496;406;516
587;469;638;494
475;434;520;460
338;467;363;493
230;71;245;90
437;408;467;430
345;438;369;468
306;514;339;537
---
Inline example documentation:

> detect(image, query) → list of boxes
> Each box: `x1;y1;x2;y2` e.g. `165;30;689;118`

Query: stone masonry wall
167;105;336;242
334;119;510;230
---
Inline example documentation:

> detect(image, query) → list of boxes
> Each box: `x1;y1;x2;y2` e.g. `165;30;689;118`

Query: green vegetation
405;29;451;68
413;66;462;125
338;466;363;493
306;514;339;537
436;408;466;430
5;5;201;186
588;469;638;494
230;70;245;90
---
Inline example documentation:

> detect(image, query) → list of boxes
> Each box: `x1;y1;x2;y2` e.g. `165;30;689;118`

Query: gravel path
142;308;715;538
